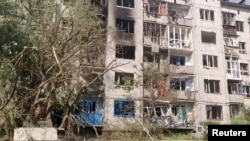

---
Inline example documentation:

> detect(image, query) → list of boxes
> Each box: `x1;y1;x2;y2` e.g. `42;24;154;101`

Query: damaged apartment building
66;0;250;134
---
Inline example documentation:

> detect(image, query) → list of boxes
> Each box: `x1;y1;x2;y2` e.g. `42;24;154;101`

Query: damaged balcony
167;3;193;27
224;36;239;48
143;102;195;129
167;77;196;102
222;12;237;35
143;0;193;27
143;23;192;52
223;25;237;35
160;54;194;74
75;99;104;127
116;18;135;44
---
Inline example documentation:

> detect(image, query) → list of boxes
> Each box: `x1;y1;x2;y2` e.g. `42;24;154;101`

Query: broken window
230;104;242;119
116;18;135;33
206;105;222;120
240;63;248;75
143;47;159;63
114;100;135;117
172;106;187;121
83;100;96;114
201;31;216;44
116;45;135;59
236;21;244;32
227;80;241;94
200;9;214;21
204;79;220;93
115;72;134;86
117;0;134;8
170;79;186;91
203;55;218;68
170;55;185;66
143;22;166;44
239;42;246;54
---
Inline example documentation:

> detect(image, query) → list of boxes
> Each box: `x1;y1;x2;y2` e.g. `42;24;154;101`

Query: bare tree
0;0;111;140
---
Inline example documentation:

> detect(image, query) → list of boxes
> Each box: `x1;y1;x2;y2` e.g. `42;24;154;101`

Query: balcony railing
168;16;193;27
224;37;238;47
225;48;239;58
166;64;194;74
228;94;244;103
223;25;237;35
165;90;196;101
117;30;134;41
226;70;241;80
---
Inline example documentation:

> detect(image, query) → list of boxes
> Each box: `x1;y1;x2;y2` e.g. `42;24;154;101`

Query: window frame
117;0;134;8
236;21;244;32
200;9;214;21
170;55;185;66
114;100;135;118
239;42;246;54
170;79;186;91
203;54;218;68
222;12;235;25
240;63;249;75
116;18;135;33
116;45;135;60
115;72;134;86
204;79;220;94
206;105;223;120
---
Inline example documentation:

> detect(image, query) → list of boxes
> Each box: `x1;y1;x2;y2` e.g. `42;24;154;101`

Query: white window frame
239;42;246;54
226;59;241;79
203;55;218;68
200;9;214;21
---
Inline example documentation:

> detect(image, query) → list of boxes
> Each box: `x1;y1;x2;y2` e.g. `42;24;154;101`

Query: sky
230;0;250;5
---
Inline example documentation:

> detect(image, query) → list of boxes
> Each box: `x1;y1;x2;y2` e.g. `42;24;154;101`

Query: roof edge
221;1;250;9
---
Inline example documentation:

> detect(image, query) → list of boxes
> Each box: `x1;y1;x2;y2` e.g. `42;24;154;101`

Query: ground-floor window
229;104;243;119
206;105;223;120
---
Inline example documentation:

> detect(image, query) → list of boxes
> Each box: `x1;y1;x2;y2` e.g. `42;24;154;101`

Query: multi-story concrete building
78;0;250;134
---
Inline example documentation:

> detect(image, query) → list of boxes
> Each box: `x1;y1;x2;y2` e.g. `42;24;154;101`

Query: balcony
226;71;241;80
228;94;244;103
223;25;237;35
224;37;238;47
165;90;196;102
168;16;193;27
144;89;196;102
117;31;134;43
164;64;194;75
225;48;239;58
226;60;241;80
161;39;192;51
165;0;191;5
